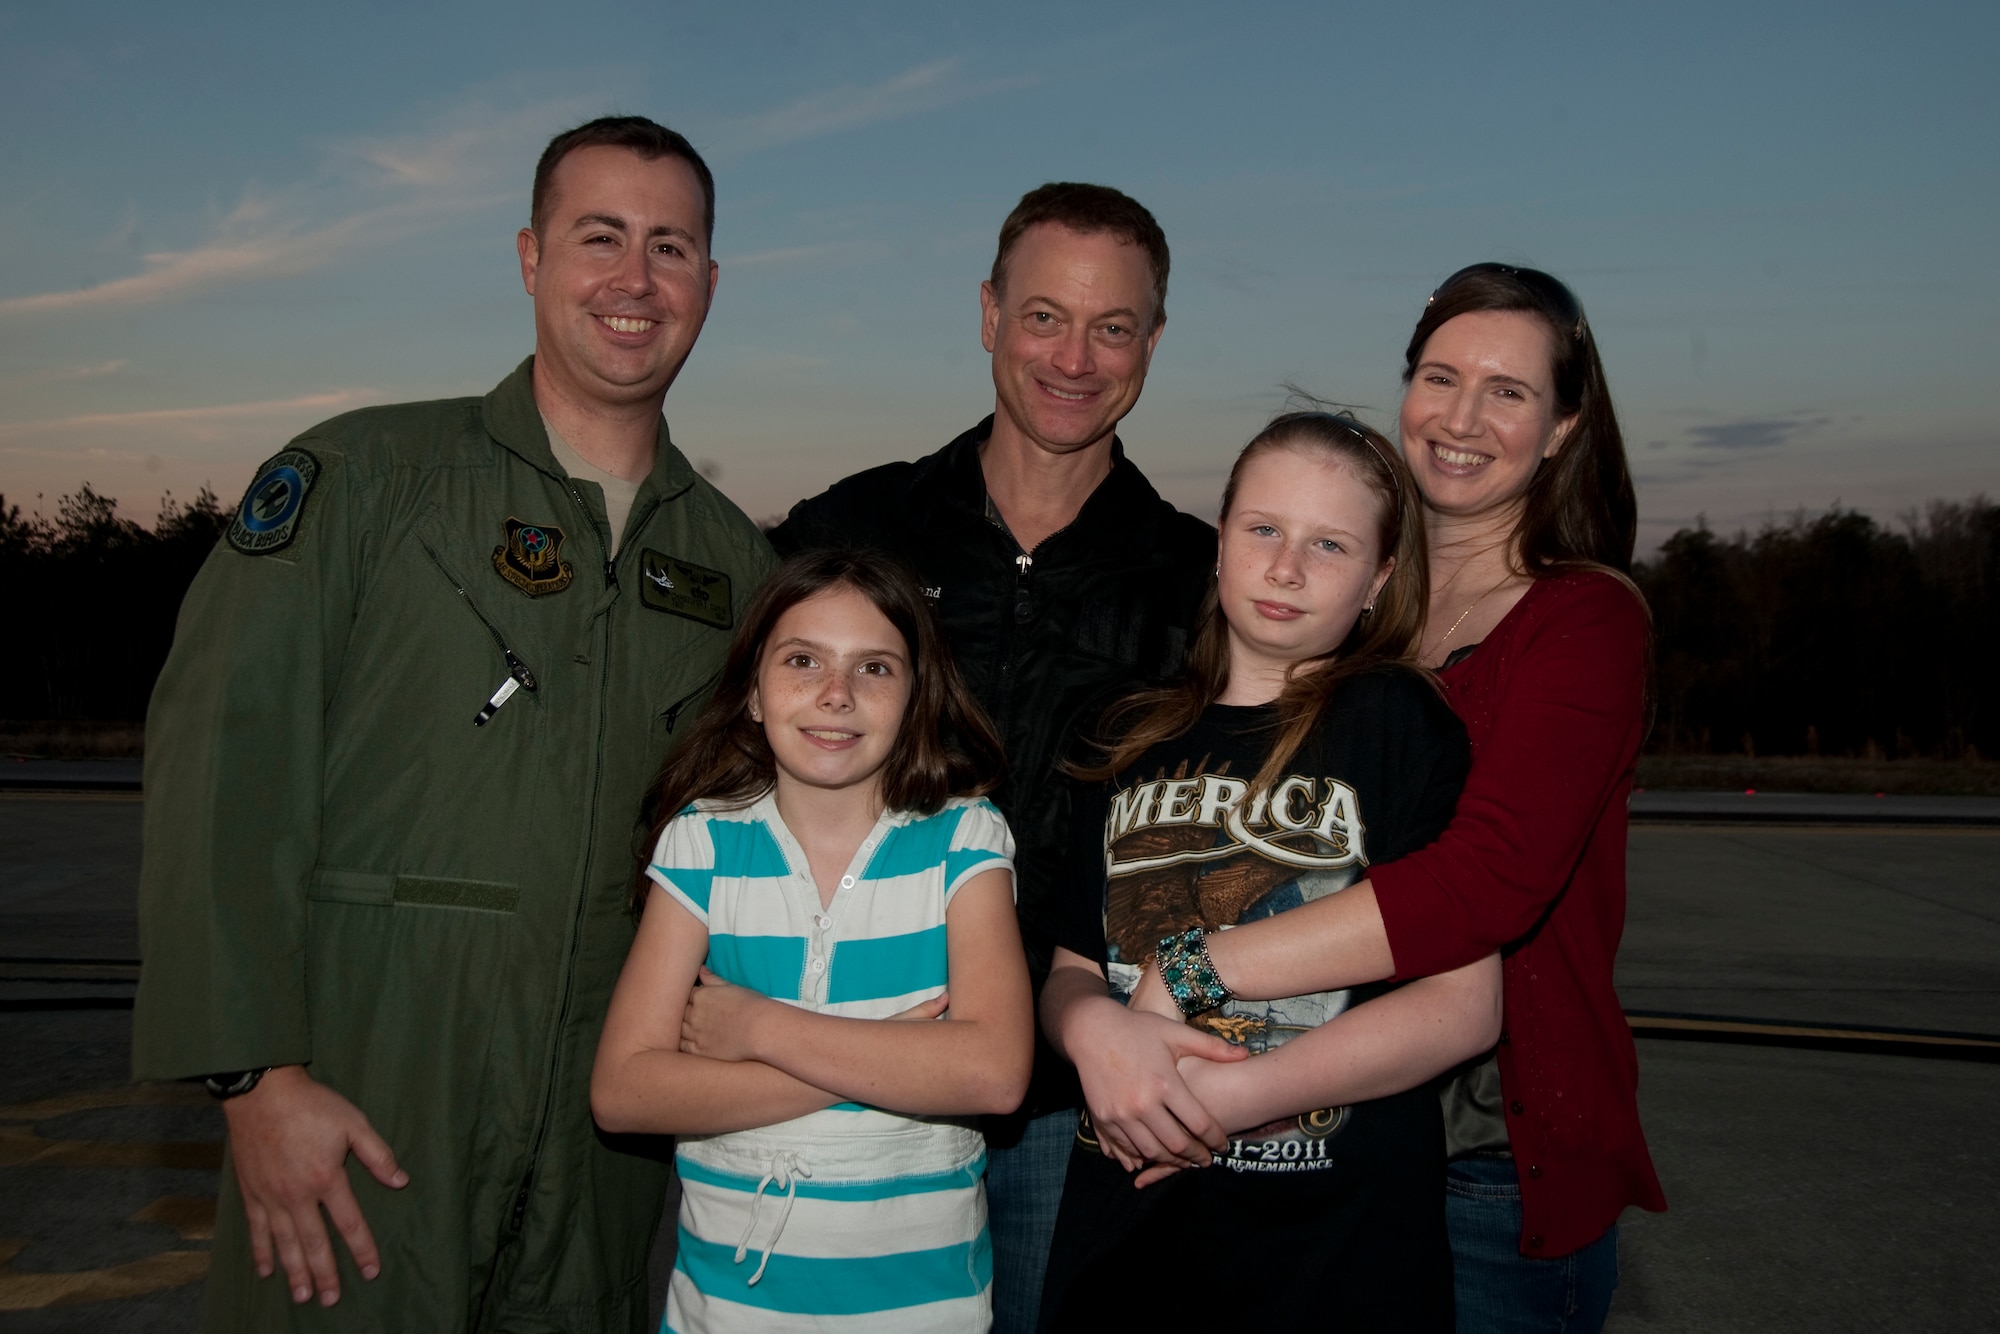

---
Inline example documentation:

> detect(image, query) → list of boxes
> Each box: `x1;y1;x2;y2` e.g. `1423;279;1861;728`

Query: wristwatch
202;1068;272;1100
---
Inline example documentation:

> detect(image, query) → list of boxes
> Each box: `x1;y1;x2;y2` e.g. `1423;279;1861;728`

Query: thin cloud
0;202;379;314
1685;414;1829;451
0;390;380;440
726;240;875;269
0;93;589;318
329;93;599;192
704;58;1035;159
0;359;129;389
1;62;1023;317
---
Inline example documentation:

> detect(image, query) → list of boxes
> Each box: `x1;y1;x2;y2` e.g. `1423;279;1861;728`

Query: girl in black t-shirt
1038;413;1501;1331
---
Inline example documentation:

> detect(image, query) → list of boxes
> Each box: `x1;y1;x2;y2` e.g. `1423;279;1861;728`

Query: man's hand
221;1064;407;1306
1061;994;1245;1174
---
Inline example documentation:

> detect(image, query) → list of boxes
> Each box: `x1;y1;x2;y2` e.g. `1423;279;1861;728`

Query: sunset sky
2;1;1993;552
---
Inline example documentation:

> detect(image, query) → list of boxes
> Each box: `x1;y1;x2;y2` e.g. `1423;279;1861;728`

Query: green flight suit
133;359;776;1332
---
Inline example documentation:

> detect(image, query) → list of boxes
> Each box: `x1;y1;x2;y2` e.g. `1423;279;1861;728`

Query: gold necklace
1435;573;1517;652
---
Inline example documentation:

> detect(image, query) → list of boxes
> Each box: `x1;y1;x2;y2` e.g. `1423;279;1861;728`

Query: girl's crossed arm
1176;953;1502;1144
592;887;854;1136
677;868;1034;1119
1110;953;1501;1187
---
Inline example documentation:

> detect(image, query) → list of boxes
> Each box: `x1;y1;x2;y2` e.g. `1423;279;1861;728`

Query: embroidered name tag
492;518;574;597
227;448;320;556
638;549;732;628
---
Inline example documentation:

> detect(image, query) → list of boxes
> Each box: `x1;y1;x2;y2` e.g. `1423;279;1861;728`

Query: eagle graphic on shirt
1102;756;1371;1167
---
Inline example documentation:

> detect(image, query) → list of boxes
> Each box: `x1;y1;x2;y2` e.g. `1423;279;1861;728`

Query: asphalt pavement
1;787;1995;1330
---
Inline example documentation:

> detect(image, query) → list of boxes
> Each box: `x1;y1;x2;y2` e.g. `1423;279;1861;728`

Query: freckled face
517;145;718;412
1217;446;1395;696
749;586;912;804
1399;310;1576;521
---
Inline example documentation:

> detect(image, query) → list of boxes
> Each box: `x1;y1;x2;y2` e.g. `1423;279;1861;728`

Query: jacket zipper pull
474;651;540;727
503;649;538;692
604;558;619;590
474;678;519;726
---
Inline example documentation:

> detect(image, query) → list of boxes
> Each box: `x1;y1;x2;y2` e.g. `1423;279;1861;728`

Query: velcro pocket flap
307;869;519;912
391;876;519;913
307;868;395;905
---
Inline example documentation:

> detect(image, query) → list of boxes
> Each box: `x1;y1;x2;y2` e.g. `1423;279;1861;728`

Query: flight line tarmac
2;773;1995;1331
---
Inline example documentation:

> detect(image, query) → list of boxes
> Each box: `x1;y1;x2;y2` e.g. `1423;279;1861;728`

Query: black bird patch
227;448;321;556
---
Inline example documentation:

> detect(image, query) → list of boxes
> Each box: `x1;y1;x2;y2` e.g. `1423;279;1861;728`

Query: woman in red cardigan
1123;263;1665;1331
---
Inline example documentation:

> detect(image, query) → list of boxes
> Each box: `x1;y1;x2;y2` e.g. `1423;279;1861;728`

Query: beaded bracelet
1155;926;1232;1017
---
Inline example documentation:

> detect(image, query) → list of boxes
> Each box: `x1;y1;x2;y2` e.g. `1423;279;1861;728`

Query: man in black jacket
768;182;1215;1333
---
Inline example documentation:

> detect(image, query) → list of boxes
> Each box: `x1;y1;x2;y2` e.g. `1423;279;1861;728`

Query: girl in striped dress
593;549;1033;1333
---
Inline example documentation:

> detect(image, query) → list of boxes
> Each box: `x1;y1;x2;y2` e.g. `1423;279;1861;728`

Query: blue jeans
985;1108;1074;1334
1445;1156;1619;1333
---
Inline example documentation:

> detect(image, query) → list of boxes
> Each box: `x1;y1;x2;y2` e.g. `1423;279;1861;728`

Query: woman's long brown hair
1404;262;1637;574
630;548;1004;911
1075;412;1430;796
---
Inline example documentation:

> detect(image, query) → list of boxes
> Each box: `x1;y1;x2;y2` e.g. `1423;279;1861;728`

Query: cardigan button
1527;1235;1544;1250
1527;1164;1543;1178
1498;1029;1510;1045
1509;1101;1524;1115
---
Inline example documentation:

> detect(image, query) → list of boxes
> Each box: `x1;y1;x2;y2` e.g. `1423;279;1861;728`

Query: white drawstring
732;1150;811;1286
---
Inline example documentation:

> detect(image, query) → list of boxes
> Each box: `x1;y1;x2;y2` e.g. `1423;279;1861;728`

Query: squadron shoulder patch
638;549;732;628
227;448;321;556
492;518;574;597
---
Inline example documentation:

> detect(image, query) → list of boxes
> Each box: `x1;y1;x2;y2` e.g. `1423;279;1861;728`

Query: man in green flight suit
133;116;775;1331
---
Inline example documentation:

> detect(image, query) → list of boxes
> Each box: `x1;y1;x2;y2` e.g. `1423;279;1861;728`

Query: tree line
1;486;234;724
5;486;1996;760
1634;498;1998;760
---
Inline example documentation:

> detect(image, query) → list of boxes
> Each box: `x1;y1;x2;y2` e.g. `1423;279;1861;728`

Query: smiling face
517;145;719;416
748;585;913;807
1217;445;1396;699
1399;309;1577;522
980;223;1165;461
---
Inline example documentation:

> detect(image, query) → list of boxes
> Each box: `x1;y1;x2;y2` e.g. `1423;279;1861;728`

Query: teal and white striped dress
646;792;1014;1333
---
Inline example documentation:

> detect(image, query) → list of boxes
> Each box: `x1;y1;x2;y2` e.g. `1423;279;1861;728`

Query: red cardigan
1370;570;1667;1257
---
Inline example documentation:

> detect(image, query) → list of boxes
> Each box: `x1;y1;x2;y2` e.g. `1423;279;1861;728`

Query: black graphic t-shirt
1041;667;1470;1331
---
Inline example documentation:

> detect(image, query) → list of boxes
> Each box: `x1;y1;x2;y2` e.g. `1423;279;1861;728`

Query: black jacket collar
919;415;1174;550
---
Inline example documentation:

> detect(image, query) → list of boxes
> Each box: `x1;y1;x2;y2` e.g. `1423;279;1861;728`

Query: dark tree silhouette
1635;498;1999;758
5;485;1994;760
2;485;234;722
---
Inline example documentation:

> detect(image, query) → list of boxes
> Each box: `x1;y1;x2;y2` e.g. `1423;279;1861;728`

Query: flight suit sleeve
131;440;364;1081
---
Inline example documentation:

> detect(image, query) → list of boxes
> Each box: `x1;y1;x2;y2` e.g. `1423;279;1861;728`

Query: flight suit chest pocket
651;671;719;748
406;510;551;733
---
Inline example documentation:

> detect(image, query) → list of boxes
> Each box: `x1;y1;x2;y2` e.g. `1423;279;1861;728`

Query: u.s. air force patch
638;549;732;628
227;448;321;556
492;518;574;596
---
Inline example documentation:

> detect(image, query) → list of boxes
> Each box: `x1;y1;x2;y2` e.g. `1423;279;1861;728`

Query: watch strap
202;1068;272;1100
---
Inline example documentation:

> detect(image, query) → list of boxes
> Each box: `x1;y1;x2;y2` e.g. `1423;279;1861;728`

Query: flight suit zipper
416;537;540;725
501;480;669;1253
